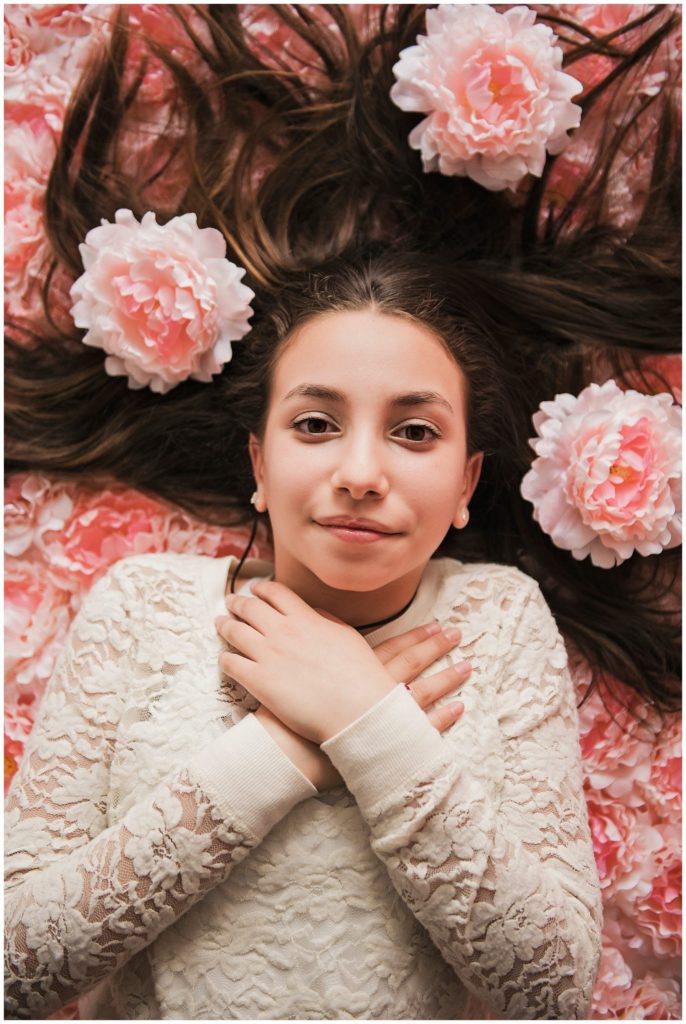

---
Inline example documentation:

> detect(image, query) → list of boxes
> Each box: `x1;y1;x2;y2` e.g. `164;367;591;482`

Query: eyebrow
282;384;454;413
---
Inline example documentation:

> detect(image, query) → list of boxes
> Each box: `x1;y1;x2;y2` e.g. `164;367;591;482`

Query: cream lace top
5;552;602;1020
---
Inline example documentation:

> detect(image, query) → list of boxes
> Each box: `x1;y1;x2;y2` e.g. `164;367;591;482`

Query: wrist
254;706;321;784
318;671;396;744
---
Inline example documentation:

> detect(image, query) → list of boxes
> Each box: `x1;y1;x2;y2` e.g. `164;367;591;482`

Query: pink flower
591;944;633;1018
39;486;172;582
586;792;664;905
577;683;657;806
4;114;60;323
161;511;273;562
5;474;74;558
4;5;111;133
521;380;682;567
624;974;682;1019
591;941;681;1018
4;701;34;793
634;834;681;958
5;732;25;795
4;559;74;688
390;5;582;191
562;4;648;37
4;14;32;78
621;354;683;407
640;715;682;822
69;209;255;393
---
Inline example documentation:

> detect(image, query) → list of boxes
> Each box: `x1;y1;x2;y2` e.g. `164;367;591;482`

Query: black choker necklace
354;585;420;632
258;572;420;633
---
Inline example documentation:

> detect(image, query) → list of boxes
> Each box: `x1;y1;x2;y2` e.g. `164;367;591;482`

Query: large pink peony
4;473;74;558
69;209;255;393
390;4;582;191
5;559;74;690
39;486;171;582
521;380;682;568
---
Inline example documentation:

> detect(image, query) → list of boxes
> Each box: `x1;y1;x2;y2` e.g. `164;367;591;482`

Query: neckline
207;557;446;643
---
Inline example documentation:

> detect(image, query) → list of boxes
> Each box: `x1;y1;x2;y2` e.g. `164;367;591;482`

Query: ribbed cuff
320;685;447;815
189;713;317;840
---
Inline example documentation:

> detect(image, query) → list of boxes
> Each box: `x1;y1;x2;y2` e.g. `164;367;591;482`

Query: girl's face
249;309;483;617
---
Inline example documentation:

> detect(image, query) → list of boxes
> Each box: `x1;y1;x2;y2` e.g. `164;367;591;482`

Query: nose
330;430;390;500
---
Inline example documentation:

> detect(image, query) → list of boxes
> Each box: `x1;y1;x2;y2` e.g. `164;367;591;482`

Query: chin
309;560;406;594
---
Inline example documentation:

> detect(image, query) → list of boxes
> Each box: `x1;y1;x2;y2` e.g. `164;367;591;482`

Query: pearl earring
250;491;265;512
460;507;469;526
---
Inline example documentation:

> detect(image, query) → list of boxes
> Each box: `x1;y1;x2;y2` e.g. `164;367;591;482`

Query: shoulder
86;552;234;616
430;557;561;663
432;556;543;618
95;551;228;588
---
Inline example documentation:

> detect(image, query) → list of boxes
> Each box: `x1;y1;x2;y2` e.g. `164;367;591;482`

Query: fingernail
444;627;461;642
454;660;471;675
449;701;464;715
425;622;441;635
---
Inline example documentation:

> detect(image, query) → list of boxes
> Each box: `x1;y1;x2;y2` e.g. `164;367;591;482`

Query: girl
5;254;603;1020
5;4;680;1020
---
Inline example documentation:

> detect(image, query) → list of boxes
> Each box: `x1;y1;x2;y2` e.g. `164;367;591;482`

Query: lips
316;516;400;534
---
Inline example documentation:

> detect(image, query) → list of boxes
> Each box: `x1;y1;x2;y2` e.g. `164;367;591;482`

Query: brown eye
398;423;440;443
293;416;334;435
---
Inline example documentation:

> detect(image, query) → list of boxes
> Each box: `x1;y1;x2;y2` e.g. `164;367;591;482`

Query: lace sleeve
4;562;313;1020
322;577;602;1020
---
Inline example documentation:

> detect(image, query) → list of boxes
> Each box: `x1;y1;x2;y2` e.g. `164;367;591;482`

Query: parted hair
5;4;681;719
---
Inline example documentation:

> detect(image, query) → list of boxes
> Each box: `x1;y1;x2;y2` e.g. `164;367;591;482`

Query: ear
452;451;484;529
248;433;265;490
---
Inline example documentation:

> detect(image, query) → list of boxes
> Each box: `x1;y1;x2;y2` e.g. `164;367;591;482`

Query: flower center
609;463;633;483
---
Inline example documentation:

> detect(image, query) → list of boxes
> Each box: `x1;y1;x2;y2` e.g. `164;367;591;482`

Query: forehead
271;310;466;403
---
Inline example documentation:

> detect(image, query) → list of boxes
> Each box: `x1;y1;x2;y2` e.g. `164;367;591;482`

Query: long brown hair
5;5;681;719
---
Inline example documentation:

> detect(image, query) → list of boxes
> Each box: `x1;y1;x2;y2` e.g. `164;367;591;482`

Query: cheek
406;450;466;500
264;442;316;501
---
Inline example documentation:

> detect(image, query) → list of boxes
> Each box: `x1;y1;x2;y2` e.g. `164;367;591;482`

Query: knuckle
439;628;461;646
399;649;423;675
408;675;429;703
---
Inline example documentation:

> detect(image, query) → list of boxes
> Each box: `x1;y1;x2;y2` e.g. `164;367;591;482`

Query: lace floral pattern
5;561;259;1019
5;555;602;1019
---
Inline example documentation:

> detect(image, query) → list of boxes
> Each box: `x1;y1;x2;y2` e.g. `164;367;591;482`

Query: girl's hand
252;617;470;791
216;578;470;747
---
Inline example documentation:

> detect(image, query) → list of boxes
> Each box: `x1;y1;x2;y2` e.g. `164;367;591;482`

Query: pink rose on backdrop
122;5;214;114
4;116;59;323
4;13;32;79
640;715;682;821
70;209;255;393
162;511;273;562
591;941;680;1018
623;974;682;1019
5;474;74;558
634;832;681;959
390;4;582;191
39;487;173;583
4;703;35;796
621;354;683;407
587;792;664;905
564;4;648;36
591;944;633;1017
5;560;74;689
238;5;383;88
520;380;682;568
577;682;660;806
4;4;111;132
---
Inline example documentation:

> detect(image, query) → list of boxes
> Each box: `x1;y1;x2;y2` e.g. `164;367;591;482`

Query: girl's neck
270;553;428;633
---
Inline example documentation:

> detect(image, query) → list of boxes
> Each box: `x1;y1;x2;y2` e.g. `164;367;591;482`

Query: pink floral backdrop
4;5;682;1019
